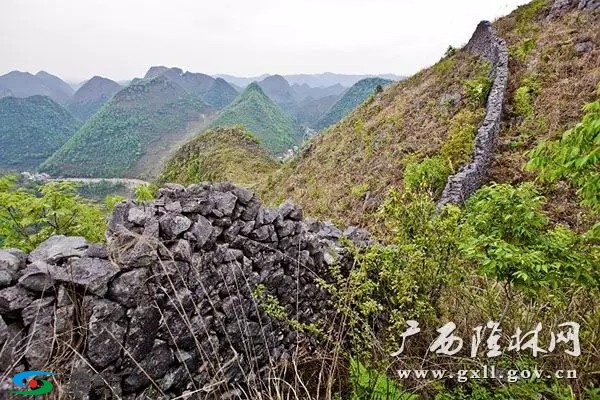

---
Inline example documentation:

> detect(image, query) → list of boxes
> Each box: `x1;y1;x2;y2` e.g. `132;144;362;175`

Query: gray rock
278;200;303;221
0;270;12;287
251;224;276;242
85;243;109;259
127;208;147;225
165;201;182;213
0;252;21;280
168;239;192;262
29;235;89;264
60;258;120;296
25;319;54;368
125;305;160;363
213;192;237;216
18;261;65;292
108;268;149;307
159;214;192;239
0;286;34;312
86;299;126;368
3;248;27;267
575;40;593;53
579;0;600;9
21;297;54;326
55;305;74;334
276;220;297;238
188;216;213;248
232;187;254;204
123;340;175;392
0;316;7;345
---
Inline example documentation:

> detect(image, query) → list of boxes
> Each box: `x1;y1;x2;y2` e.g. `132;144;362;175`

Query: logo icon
9;371;57;396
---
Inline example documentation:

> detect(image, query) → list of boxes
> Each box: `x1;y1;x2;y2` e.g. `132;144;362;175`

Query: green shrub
350;358;417;400
511;38;537;61
439;109;484;169
527;96;600;213
461;183;599;292
0;175;106;251
403;156;452;195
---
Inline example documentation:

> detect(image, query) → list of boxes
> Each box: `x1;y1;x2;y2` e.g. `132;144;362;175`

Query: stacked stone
0;182;370;399
437;21;509;208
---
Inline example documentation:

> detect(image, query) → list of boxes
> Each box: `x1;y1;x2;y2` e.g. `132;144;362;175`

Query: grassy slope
208;83;299;154
261;1;599;234
490;0;600;230
0;95;81;170
261;51;490;230
158;127;279;188
40;77;214;178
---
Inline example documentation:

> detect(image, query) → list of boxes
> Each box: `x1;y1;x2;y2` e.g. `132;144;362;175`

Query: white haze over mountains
1;0;530;82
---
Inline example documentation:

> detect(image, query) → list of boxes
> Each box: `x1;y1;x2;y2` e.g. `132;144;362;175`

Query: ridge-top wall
437;21;509;207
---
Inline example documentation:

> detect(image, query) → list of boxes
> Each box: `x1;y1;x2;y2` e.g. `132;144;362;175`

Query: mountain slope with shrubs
41;76;214;178
208;82;300;154
158;127;279;188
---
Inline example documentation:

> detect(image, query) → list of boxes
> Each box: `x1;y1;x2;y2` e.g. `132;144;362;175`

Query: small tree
0;175;105;251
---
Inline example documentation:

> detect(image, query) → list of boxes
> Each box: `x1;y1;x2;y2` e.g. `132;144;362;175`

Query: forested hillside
0;95;80;170
41;76;214;178
208;82;300;154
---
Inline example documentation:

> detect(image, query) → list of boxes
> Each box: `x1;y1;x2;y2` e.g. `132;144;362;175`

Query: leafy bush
511;38;536;61
403;156;452;195
463;72;492;108
514;75;542;117
527;96;600;213
461;183;599;292
0;175;106;251
350;358;416;400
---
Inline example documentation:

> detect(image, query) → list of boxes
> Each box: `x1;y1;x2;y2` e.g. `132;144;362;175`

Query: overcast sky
0;0;530;82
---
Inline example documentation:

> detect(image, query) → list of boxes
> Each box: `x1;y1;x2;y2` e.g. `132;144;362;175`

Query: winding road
47;177;149;191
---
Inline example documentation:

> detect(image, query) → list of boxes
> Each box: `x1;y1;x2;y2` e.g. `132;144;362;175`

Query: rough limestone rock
28;235;89;264
0;182;371;399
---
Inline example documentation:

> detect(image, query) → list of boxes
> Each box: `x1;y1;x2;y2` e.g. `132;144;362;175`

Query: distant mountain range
66;76;122;121
141;66;237;109
0;66;404;179
216;72;404;88
315;77;393;130
0;71;74;104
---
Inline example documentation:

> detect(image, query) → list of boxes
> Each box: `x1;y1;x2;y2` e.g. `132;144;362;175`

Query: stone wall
0;183;370;399
437;21;509;208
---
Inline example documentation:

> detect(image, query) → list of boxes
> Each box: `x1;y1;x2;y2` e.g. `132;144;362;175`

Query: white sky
0;0;530;82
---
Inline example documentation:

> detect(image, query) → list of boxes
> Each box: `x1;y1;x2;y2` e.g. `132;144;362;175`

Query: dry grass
260;51;489;234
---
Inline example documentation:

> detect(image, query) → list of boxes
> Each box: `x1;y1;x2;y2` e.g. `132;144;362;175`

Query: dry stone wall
437;21;509;208
0;182;370;399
